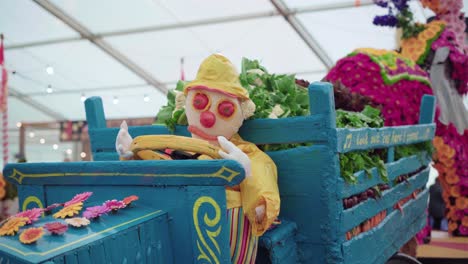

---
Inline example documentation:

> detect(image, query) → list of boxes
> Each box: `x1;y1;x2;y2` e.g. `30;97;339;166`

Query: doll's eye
193;93;209;110
218;101;235;117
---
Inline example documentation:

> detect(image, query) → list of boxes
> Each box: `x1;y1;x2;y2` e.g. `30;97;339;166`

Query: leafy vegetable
337;106;388;184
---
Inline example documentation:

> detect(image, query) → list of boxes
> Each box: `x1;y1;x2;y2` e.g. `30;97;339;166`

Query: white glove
255;204;266;224
218;136;252;178
115;121;134;159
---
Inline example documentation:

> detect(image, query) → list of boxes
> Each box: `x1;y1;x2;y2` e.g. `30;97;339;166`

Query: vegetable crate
1;82;435;264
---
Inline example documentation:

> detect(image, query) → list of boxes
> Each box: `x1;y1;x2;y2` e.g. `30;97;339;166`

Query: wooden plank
376;213;426;264
342;189;429;264
92;152;119;161
341;167;429;233
239;115;330;144
4;160;245;187
419;95;436;124
336;124;435;153
90;115;329;154
340;153;430;198
84;97;107;129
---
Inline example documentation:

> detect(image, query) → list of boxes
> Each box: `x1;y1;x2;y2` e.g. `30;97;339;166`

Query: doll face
185;88;244;143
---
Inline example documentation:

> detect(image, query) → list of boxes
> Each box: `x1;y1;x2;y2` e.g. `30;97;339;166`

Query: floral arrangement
400;20;446;64
373;0;426;39
420;0;466;52
326;48;433;127
433;123;468;236
0;192;139;244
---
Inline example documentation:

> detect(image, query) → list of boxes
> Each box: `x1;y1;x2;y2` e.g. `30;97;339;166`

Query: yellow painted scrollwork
193;196;222;264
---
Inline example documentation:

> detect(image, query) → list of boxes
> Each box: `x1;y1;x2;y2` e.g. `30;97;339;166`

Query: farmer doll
116;54;280;263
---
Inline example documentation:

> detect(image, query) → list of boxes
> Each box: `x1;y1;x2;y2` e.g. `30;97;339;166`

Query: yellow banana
131;135;221;159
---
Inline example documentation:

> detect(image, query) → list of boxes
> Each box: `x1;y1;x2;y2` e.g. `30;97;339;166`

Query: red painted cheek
200;111;216;128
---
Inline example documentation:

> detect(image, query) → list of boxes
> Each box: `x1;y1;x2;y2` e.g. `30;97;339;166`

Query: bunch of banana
130;135;221;160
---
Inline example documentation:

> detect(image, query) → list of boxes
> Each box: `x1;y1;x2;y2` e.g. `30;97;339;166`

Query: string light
81;94;86;102
16;122;22;128
29;132;35;138
46;85;53;94
66;149;72;155
46;66;54;75
40;138;45;144
113;96;119;105
80;152;87;158
143;95;150;102
53;144;58;150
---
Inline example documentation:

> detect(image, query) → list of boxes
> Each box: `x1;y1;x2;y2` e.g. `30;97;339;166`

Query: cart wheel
386;253;422;264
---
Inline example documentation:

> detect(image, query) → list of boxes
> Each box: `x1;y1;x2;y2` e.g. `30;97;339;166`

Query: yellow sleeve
239;148;280;236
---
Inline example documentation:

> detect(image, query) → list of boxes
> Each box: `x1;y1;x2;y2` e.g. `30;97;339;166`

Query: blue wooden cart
0;82;435;263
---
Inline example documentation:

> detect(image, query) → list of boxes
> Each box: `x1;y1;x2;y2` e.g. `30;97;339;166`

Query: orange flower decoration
445;173;460;185
461;216;468;227
53;202;83;219
433;137;444;149
122;195;139;205
0;217;28;236
19;227;44;244
450;185;461;198
455;197;468;210
447;208;458;220
448;220;458;233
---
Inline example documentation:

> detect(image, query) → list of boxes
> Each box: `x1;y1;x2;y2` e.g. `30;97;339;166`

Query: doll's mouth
188;125;218;141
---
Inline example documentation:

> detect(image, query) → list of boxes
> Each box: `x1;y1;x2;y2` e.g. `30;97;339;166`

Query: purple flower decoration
392;0;409;10
373;0;389;8
64;192;93;207
103;200;126;211
83;205;110;219
15;208;43;224
373;15;398;27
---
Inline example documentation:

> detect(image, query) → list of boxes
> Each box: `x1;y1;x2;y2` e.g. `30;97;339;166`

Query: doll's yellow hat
184;54;250;100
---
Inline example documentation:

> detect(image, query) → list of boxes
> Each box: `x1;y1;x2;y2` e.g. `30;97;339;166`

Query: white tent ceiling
1;0;466;161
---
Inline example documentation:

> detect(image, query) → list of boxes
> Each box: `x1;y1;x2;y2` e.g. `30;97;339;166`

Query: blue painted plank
64;253;78;264
4;160;245;187
92;152;119;161
187;186;230;264
88;241;106;264
308;82;336;128
84;97;107;129
336;124;435;153
90;115;329;154
43;185;200;264
340;153;430;198
341;167;429;233
419;95;436;124
17;185;46;212
375;213;426;264
0;206;166;263
343;189;429;264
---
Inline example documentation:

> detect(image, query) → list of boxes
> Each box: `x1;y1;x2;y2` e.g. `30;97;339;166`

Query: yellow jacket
225;134;280;236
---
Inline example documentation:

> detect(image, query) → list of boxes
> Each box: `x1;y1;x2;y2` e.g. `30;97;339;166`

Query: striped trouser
227;207;259;264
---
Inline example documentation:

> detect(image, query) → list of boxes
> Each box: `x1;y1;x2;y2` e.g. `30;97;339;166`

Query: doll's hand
116;121;134;159
255;204;266;224
217;136;252;178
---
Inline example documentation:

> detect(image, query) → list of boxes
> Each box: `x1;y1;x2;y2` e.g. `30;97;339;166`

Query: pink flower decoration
15;208;43;225
44;222;68;235
44;203;63;213
83;205;110;219
459;225;468;236
104;200;126;211
64;192;93;207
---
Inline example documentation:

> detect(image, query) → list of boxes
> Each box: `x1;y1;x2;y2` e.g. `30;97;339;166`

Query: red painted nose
200;111;216;128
